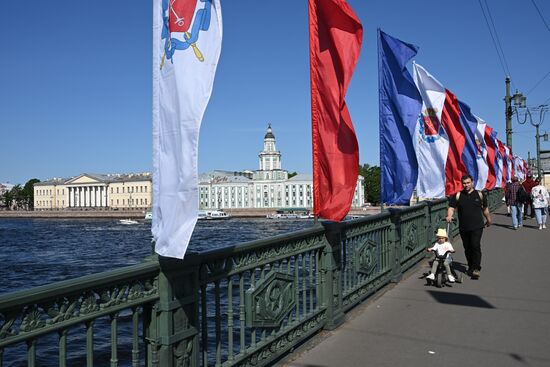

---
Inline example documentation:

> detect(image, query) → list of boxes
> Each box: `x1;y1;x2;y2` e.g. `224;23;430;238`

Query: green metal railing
0;190;503;366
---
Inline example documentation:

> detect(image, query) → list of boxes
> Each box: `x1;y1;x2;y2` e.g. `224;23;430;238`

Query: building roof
288;173;313;182
34;173;152;186
264;123;275;139
199;171;252;184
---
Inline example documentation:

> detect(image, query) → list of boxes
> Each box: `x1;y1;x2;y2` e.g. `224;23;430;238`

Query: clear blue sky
1;0;549;185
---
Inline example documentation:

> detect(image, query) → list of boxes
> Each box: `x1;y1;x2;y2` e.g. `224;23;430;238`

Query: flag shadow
427;290;495;309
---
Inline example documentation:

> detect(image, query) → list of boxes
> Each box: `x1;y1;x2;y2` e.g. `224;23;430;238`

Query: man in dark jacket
506;177;524;229
446;175;492;279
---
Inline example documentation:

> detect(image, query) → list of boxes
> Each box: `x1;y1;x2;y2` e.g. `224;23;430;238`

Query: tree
22;178;40;209
1;190;13;209
359;164;381;204
288;171;298;179
9;185;23;210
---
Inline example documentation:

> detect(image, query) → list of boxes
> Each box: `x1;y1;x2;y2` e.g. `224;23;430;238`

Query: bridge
282;203;550;367
1;190;547;366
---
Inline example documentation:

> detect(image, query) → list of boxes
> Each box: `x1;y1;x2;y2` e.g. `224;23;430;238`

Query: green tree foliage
288;171;298;179
359;164;381;204
1;190;13;209
22;178;40;209
10;185;23;209
0;179;40;210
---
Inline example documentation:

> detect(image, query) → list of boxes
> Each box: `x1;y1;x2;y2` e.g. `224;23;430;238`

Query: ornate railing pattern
0;261;159;367
339;213;393;313
0;190;503;366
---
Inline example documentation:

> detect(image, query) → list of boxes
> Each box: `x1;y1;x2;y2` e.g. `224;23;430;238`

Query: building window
117;187;119;194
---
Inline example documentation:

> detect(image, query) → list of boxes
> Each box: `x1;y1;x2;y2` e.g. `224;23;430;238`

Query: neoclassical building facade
198;125;365;209
34;173;152;210
34;125;365;211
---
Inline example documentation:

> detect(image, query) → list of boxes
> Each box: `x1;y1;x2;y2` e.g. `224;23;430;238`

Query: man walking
505;177;525;229
446;175;492;279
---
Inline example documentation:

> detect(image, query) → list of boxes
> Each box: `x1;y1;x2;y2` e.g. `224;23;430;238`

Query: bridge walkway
281;206;550;367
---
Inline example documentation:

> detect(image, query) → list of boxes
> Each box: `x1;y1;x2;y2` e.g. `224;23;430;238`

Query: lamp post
504;76;526;150
516;104;548;180
536;126;549;180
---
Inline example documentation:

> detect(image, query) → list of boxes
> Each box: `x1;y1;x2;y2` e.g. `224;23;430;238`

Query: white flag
412;63;449;199
152;0;223;259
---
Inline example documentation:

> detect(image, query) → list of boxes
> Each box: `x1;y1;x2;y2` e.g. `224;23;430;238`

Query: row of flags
151;0;528;259
379;30;529;205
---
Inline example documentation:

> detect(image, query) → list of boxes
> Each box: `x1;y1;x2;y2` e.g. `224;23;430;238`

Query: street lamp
504;76;526;150
516;104;548;180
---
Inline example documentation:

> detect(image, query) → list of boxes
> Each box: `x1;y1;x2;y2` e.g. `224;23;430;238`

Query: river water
0;217;317;366
0;217;316;294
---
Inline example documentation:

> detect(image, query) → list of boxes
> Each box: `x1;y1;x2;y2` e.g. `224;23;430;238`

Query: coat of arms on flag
419;107;445;143
161;0;214;67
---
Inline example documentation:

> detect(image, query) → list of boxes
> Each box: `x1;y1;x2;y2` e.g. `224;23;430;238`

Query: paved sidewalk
283;206;550;367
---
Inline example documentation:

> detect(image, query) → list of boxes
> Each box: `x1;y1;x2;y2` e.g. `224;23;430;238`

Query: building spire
259;124;281;170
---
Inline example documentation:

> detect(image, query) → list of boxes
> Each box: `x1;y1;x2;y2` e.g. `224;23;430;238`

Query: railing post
320;221;345;330
387;208;403;283
149;256;200;367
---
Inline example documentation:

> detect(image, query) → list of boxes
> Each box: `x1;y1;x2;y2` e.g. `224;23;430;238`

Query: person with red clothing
522;173;537;218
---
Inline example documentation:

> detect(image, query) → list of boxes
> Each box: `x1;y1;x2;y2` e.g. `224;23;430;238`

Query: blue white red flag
484;125;497;189
503;145;512;182
497;139;506;187
378;30;422;205
514;156;525;180
412;63;449;199
490;131;503;188
152;0;223;259
457;100;481;188
473;117;489;190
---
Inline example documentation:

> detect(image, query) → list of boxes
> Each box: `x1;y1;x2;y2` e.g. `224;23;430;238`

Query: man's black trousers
459;228;484;271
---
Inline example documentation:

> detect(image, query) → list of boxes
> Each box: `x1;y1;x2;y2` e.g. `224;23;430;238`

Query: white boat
144;211;153;220
198;210;231;220
119;219;139;225
267;208;313;219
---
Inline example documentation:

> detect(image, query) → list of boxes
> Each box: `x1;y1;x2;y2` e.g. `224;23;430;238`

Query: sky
1;0;550;185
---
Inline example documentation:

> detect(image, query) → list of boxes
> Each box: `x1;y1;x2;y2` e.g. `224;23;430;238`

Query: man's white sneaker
544;224;547;229
427;273;435;280
539;225;543;230
447;275;456;282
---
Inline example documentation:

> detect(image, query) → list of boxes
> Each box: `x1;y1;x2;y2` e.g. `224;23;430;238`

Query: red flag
440;90;468;196
308;0;362;221
484;125;497;189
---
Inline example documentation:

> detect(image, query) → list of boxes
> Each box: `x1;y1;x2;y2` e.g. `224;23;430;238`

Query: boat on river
198;210;231;220
267;208;313;219
119;219;139;225
144;211;153;220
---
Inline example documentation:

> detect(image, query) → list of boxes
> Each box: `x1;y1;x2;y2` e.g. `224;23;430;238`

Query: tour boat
119;219;139;225
198;210;231;220
266;208;313;219
144;211;153;220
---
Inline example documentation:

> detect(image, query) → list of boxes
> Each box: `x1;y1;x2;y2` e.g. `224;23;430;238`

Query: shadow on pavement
428;290;495;308
491;223;512;229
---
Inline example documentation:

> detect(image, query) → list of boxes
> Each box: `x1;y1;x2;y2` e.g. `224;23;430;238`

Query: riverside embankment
0;207;380;219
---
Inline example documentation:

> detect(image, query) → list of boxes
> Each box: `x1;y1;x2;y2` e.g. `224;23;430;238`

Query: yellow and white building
34;173;152;210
